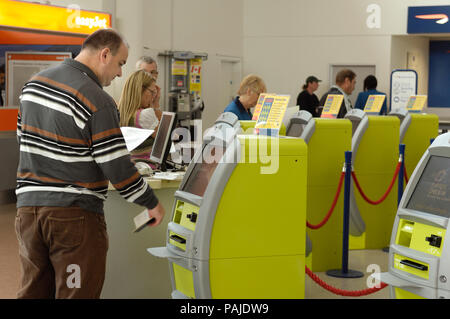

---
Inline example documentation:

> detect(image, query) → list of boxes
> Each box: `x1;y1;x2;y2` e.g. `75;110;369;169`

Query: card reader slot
169;234;186;244
400;259;428;271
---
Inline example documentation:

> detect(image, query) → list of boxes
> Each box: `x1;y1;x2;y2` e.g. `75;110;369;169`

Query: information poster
320;94;344;118
406;95;427;113
189;58;202;95
363;95;385;115
171;60;187;76
255;94;290;135
6;51;72;107
390;69;417;110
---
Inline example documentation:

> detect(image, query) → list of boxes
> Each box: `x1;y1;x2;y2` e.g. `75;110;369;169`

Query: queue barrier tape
306;266;388;297
351;161;402;205
306;159;407;229
403;165;409;184
306;171;345;230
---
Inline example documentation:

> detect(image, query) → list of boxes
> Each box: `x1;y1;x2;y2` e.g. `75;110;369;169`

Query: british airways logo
408;6;450;33
415;14;449;25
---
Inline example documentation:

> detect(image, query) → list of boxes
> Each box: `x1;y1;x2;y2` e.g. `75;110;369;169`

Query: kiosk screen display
182;145;226;197
406;156;450;218
286;123;304;137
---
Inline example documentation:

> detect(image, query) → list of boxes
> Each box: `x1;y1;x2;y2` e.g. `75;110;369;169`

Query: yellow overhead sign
0;0;111;35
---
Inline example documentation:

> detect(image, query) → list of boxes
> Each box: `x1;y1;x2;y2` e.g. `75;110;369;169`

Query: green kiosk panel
389;108;439;179
379;132;450;299
345;109;400;249
286;110;351;272
149;112;308;299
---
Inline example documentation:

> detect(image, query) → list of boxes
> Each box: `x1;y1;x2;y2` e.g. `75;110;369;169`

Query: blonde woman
223;74;267;120
118;70;161;160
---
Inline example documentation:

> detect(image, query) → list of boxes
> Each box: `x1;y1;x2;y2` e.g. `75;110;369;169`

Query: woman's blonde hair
118;70;155;126
237;74;266;96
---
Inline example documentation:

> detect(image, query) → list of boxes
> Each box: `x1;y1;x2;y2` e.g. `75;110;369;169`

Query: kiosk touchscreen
345;109;399;249
148;112;308;299
379;132;450;299
286;110;351;272
149;111;177;171
285;110;314;142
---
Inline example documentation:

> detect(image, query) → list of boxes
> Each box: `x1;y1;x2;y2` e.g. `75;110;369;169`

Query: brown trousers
15;206;109;299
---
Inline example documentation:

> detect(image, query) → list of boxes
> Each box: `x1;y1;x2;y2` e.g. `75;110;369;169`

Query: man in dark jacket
319;69;356;118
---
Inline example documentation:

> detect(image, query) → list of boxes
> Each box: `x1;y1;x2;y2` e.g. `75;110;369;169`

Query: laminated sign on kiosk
320;95;344;119
240;93;289;136
148;111;308;299
363;95;386;115
406;95;427;113
251;93;273;121
254;94;290;136
378;132;450;299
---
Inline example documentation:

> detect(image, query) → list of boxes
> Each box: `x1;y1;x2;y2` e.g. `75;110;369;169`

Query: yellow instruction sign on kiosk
364;95;386;115
255;94;290;135
406;95;427;113
252;93;272;121
321;94;344;118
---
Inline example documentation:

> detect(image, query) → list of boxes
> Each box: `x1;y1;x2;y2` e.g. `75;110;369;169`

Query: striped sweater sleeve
85;106;159;210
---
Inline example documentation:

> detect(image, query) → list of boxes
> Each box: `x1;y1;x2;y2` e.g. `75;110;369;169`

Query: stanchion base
382;247;389;253
326;269;364;278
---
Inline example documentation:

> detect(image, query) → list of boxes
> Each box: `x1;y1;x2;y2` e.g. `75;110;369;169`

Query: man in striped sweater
15;29;165;298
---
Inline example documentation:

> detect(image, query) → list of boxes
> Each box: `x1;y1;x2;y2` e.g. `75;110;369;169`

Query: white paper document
120;126;154;152
152;171;184;180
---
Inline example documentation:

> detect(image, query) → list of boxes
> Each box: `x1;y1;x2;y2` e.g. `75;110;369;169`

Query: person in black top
296;75;321;117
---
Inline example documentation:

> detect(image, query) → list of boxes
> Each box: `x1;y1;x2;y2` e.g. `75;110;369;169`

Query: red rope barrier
306;266;388;297
351;162;402;205
307;172;345;230
403;165;409;184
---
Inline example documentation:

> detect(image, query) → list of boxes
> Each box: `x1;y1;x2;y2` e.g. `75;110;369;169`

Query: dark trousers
15;206;109;299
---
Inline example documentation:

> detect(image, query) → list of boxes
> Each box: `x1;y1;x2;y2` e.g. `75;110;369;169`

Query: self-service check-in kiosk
286;111;351;272
379;132;450;299
345;109;400;250
389;108;439;180
149;112;308;299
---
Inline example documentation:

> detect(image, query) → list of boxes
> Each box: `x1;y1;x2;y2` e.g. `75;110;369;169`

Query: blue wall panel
429;41;450;108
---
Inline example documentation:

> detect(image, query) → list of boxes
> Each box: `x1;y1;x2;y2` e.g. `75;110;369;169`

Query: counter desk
101;175;182;299
0;131;19;203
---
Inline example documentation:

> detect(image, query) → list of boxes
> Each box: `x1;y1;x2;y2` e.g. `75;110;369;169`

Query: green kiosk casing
378;132;450;299
149;112;308;298
286;110;352;272
345;109;400;250
389;109;439;178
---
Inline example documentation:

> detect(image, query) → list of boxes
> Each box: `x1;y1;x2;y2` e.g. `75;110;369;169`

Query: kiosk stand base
326;269;364;278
